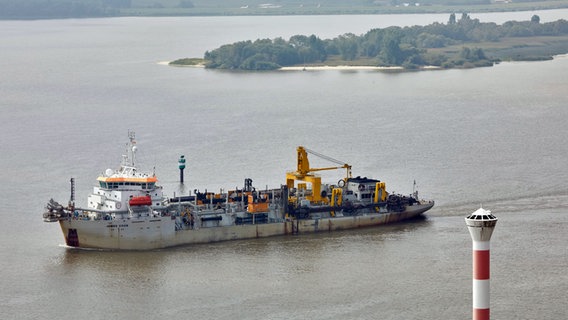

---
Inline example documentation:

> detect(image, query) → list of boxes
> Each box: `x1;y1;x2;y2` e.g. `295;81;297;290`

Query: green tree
460;47;486;61
361;29;384;57
417;33;447;48
449;13;456;25
308;35;327;62
336;33;359;61
380;27;403;65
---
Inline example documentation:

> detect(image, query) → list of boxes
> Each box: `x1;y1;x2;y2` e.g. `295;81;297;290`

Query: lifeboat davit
129;196;152;206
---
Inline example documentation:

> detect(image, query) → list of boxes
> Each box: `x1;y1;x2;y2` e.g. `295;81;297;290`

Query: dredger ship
43;132;434;250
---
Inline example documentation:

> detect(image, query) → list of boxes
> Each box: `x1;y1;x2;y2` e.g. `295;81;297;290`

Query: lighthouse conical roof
466;207;497;221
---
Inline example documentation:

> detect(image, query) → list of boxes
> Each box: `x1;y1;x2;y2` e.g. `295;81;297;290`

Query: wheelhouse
97;176;158;190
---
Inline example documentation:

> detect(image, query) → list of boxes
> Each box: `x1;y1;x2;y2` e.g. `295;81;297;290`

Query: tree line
201;15;568;70
0;0;131;19
4;1;568;19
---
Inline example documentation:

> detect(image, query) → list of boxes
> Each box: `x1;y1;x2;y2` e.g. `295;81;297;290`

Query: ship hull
58;202;434;250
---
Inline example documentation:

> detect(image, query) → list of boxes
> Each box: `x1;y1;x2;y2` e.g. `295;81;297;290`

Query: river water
1;10;567;320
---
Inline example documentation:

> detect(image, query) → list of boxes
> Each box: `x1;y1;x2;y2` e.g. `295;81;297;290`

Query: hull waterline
58;202;434;250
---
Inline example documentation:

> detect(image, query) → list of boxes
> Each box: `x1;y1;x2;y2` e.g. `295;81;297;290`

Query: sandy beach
280;65;405;71
160;61;442;71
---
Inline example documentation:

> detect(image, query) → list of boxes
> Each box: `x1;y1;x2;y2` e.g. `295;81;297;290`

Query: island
170;14;568;71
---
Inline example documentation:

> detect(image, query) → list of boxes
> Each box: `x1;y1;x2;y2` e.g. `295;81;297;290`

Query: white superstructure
86;132;164;215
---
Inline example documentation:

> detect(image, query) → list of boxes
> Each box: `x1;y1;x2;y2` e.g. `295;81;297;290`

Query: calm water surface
1;11;567;319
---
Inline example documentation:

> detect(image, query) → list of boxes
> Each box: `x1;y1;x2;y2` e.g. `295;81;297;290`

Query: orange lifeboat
129;196;152;206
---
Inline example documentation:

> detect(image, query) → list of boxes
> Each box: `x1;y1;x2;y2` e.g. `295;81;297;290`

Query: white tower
465;207;497;320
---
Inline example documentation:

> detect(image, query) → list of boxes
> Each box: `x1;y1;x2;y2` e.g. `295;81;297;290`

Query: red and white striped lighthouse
465;207;498;320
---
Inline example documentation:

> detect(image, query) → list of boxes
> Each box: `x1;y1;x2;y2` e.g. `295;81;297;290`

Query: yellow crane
285;146;352;203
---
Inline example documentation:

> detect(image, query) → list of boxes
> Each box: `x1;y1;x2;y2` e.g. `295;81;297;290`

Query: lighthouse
465;207;497;320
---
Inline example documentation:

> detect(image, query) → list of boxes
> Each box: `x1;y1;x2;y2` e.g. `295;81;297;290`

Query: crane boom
303;147;347;167
287;146;352;203
294;146;352;179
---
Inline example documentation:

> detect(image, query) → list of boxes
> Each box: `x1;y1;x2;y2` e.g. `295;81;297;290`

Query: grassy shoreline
431;35;568;61
122;2;568;17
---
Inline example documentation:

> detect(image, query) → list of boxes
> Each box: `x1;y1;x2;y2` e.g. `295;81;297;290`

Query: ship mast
120;131;137;168
118;131;138;178
128;131;136;167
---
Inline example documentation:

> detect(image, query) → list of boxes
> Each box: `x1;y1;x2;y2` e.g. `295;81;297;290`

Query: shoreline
279;65;441;71
161;61;441;71
161;53;567;70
